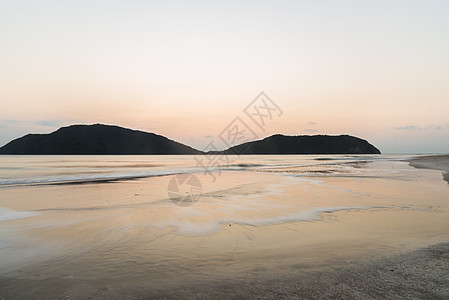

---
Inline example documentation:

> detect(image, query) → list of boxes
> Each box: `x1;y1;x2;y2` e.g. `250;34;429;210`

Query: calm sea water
0;154;413;186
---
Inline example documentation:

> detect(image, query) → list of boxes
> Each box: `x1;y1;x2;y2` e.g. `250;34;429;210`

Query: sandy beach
0;241;448;299
409;155;449;184
108;242;449;299
0;154;448;299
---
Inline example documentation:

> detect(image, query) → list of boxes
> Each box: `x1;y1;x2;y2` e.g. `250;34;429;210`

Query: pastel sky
1;0;448;153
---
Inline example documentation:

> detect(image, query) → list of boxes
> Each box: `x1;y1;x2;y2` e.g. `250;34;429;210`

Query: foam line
0;207;38;221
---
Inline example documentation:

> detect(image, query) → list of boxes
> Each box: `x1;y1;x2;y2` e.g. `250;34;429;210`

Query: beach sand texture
410;155;449;184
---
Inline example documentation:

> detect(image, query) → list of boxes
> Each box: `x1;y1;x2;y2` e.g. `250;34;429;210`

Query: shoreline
409;154;449;184
151;242;449;299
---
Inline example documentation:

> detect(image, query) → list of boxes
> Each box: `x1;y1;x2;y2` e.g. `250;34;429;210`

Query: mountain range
0;124;381;155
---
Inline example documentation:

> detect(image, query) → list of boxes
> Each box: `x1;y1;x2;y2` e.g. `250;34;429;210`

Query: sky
1;0;448;153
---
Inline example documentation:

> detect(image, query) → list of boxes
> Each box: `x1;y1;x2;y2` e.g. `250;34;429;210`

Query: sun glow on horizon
1;1;449;153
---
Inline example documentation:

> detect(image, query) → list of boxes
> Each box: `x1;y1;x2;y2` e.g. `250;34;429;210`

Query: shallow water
0;154;448;293
0;154;411;186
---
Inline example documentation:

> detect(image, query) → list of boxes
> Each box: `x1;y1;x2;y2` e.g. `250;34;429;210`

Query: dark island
224;134;381;155
0;124;201;155
0;124;381;155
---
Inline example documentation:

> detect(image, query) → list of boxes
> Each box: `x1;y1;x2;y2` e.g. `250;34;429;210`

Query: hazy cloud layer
304;129;318;133
394;125;446;131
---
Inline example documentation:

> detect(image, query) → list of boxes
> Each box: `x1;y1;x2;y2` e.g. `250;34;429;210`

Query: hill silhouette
0;124;201;155
223;134;381;154
0;124;381;155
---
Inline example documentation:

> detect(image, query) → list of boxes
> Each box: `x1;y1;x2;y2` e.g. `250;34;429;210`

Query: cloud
394;124;446;131
394;125;423;131
2;119;71;128
1;120;22;124
0;120;32;128
33;120;64;127
303;122;318;133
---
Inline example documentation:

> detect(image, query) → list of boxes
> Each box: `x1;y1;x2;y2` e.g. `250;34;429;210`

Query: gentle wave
0;154;415;187
153;206;375;236
0;207;39;221
0;169;196;187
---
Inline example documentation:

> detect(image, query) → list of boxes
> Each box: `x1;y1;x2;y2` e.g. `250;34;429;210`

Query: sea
0;154;416;187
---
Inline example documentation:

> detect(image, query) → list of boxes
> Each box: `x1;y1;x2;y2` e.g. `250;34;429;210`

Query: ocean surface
1;154;448;294
0;154;413;187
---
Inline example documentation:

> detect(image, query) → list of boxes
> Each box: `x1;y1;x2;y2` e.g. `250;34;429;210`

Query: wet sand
118;242;449;299
149;242;449;299
1;155;449;299
409;154;449;184
1;242;448;299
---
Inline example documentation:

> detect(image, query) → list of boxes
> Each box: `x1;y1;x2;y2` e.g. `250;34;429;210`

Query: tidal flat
0;154;448;299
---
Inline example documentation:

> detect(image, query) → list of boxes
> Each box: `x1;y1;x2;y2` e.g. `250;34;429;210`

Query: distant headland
0;124;381;155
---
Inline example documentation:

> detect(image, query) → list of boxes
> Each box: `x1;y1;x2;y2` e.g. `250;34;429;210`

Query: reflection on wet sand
0;155;448;298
